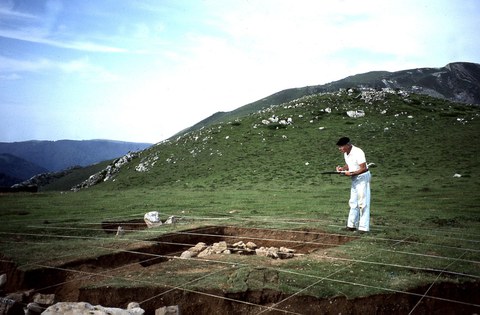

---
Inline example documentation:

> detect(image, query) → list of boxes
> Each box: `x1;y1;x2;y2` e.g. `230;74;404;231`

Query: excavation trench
1;225;479;314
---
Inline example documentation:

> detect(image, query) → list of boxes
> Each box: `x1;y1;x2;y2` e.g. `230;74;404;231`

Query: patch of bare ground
77;282;480;314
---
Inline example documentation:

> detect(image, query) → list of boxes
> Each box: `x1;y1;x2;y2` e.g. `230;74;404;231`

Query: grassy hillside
101;89;479;191
0;89;479;312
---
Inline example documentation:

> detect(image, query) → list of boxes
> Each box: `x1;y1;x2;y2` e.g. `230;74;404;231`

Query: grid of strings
1;212;479;314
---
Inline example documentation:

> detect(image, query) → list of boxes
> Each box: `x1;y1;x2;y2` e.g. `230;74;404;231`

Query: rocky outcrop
346;62;480;105
10;167;81;191
72;152;138;191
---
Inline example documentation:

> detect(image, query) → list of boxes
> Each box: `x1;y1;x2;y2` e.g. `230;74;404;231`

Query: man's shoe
342;227;356;232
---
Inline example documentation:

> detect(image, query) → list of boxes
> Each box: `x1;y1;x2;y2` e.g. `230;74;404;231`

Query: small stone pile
180;241;298;260
255;246;296;259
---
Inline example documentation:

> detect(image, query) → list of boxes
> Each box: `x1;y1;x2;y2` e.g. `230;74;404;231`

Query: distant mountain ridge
0;153;48;187
0;140;152;172
181;62;480;134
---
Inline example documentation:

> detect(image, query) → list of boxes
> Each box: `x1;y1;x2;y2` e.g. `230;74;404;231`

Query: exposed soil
1;226;479;314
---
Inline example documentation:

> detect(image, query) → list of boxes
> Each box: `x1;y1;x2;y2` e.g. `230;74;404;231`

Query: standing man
336;137;371;233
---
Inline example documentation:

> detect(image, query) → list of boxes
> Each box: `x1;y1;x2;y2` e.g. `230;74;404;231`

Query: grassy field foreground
0;91;479;311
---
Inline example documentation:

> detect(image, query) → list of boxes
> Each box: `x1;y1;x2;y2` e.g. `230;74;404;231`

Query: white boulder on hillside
144;211;162;228
346;110;365;118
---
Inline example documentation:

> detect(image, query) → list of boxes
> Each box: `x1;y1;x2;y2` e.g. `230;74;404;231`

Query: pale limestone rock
211;241;228;254
164;216;177;224
144;211;162;228
34;293;55;305
190;242;207;253
155;305;180;315
232;241;245;249
41;302;144;315
27;302;44;314
0;274;6;289
179;251;195;259
197;246;214;258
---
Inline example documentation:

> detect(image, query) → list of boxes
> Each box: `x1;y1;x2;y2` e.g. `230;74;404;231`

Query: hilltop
181;62;480;134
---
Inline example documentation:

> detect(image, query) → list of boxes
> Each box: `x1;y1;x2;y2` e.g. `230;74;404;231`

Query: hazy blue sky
1;0;479;143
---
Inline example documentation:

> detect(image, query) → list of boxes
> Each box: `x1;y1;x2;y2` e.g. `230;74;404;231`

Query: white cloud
0;1;39;20
0;55;120;82
0;28;128;52
0;0;127;54
202;0;460;71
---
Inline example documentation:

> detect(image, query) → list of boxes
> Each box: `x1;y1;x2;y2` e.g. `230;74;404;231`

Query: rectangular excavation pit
129;225;356;266
9;226;355;305
96;225;356;264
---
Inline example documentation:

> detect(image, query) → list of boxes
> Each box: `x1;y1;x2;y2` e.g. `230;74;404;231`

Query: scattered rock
115;226;125;237
211;241;228;254
127;302;142;312
164;216;177;224
179;250;195;259
191;242;207;253
346;110;365;118
255;246;296;259
230;241;256;254
197;247;214;258
180;242;209;259
41;301;144;315
0;297;24;315
0;274;6;289
72;152;138;191
232;241;246;249
34;293;55;306
26;302;44;315
5;292;26;304
155;305;180;315
143;213;179;228
245;242;257;249
144;211;162;228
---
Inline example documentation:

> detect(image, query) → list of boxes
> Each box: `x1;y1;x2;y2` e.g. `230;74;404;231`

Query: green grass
1;91;479;304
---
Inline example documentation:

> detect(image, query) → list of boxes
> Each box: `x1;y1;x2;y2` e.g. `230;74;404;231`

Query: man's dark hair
336;137;350;146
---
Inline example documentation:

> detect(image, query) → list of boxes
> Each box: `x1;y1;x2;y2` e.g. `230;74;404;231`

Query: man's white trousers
347;171;371;231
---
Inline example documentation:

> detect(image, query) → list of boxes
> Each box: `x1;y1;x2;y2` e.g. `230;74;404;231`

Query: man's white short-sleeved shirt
344;145;366;172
